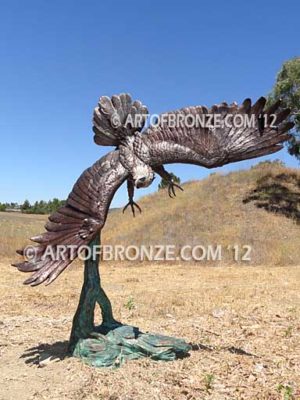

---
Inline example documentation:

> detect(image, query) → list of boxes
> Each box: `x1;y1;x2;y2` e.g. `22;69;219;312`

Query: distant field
0;211;47;258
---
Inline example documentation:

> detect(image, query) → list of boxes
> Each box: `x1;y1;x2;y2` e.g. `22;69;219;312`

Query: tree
21;199;31;212
268;57;300;160
48;198;65;213
158;173;181;190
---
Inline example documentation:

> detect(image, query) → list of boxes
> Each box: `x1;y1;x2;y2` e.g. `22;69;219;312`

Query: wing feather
12;151;128;286
143;97;294;168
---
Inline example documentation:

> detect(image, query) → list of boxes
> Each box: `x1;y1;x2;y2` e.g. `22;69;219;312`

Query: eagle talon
168;181;184;198
123;200;142;217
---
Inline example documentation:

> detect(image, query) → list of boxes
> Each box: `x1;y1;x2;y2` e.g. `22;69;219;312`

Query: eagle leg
123;178;142;217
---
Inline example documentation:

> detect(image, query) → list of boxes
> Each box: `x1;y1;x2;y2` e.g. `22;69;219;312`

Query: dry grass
0;162;300;399
0;262;299;399
0;212;46;258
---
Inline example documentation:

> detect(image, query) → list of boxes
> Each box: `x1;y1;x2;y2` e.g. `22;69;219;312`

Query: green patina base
68;234;191;368
73;325;191;368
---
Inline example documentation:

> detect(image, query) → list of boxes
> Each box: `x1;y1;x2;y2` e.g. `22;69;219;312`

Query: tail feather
93;93;148;147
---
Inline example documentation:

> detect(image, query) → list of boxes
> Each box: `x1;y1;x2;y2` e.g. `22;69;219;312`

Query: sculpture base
72;324;191;368
69;235;191;367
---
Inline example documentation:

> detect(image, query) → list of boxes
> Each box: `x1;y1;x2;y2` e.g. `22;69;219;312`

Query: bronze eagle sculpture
13;94;293;286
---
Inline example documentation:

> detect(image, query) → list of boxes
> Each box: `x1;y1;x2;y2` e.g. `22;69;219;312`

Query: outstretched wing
93;93;148;147
13;151;128;286
142;97;294;168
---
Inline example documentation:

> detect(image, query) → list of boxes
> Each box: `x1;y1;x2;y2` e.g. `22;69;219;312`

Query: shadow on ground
21;341;69;365
243;172;300;224
191;343;258;357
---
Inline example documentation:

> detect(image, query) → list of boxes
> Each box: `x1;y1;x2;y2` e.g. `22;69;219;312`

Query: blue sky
0;0;299;207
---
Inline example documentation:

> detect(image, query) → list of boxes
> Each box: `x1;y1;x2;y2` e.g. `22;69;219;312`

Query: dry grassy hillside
1;161;299;266
103;161;300;266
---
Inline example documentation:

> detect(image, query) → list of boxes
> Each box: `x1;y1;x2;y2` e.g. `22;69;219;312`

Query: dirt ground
0;260;299;400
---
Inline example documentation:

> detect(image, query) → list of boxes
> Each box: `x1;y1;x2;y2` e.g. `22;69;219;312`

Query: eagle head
132;164;155;188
